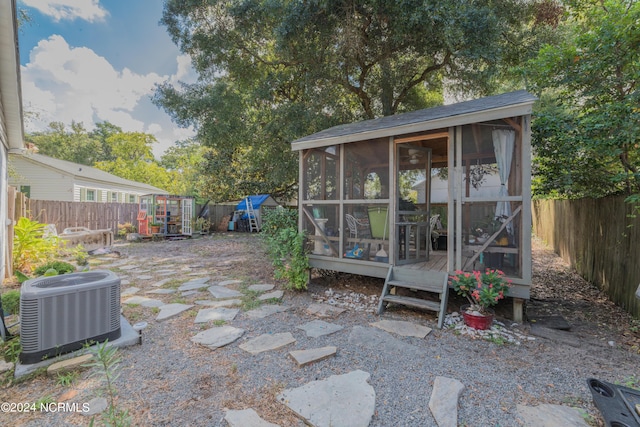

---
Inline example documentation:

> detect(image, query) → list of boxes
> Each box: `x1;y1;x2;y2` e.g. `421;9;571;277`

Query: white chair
345;214;369;240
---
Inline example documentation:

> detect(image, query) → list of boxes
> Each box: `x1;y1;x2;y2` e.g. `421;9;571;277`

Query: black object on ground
587;378;640;427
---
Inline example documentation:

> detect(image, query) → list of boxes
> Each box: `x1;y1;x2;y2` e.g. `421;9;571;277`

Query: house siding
9;155;75;201
10;154;159;202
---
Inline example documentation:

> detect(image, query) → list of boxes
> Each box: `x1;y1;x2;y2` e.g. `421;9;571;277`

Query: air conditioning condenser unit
19;270;121;364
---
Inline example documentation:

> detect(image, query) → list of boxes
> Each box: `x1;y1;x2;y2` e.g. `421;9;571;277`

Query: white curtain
492;129;515;233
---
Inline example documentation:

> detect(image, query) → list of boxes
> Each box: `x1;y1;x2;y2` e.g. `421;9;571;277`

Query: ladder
246;197;259;232
377;267;449;328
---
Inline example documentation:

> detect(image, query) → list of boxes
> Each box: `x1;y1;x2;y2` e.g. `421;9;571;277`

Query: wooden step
377;266;449;328
382;295;441;312
387;279;444;294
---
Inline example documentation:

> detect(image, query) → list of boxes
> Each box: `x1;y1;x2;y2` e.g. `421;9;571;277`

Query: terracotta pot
461;305;494;330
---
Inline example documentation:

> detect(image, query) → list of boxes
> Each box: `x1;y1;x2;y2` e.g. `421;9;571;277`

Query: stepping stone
47;354;93;376
225;408;281;427
306;303;346;318
181;290;198;297
121;287;140;297
135;275;154;281
194;307;239;323
152;278;173;287
195;299;242;308
517;404;589;427
297;320;344;338
155;269;174;274
122;296;164;308
370;320;432;338
179;282;209;291
218;279;242;287
247;284;275;292
156;303;194;321
277;370;375;427
289;346;337;367
349;326;422;357
146;289;176;295
239;332;296;354
82;397;108;417
191;326;245;349
208;285;243;299
245;305;290;319
0;360;14;374
118;265;140;271
120;279;131;286
429;376;465;427
157;271;176;276
258;290;284;301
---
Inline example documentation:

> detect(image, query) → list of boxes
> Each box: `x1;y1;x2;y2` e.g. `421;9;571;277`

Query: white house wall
414;173;502;204
10;156;157;203
9;155;75;201
73;180;148;203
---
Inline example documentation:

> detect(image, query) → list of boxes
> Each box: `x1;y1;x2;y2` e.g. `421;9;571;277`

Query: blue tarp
236;194;271;211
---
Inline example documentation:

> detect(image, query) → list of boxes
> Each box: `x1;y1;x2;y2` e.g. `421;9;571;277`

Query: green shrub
13;217;62;273
117;222;136;237
1;290;20;316
261;208;309;290
33;261;75;277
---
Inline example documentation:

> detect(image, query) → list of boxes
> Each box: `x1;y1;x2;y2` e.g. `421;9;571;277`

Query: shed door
395;144;432;265
181;199;193;236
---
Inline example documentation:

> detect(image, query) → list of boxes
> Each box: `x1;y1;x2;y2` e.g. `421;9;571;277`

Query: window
86;190;96;202
111;192;118;202
129;195;136;203
19;185;31;198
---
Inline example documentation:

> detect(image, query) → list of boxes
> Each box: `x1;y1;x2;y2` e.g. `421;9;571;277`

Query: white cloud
22;0;108;22
21;34;197;157
22;35;161;133
171;54;199;85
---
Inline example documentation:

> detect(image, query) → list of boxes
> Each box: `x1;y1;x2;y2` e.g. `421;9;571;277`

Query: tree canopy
155;0;545;201
528;0;640;201
24;122;196;197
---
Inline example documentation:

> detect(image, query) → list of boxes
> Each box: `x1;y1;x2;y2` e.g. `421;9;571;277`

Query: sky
17;0;198;157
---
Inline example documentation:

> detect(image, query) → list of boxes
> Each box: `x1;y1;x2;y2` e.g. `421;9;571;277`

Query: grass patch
618;375;640;390
122;305;145;323
233;285;270;311
213;319;226;326
163;278;187;289
56;370;79;387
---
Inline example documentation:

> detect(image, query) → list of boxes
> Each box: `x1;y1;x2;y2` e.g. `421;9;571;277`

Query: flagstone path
76;239;586;427
106;246;588;427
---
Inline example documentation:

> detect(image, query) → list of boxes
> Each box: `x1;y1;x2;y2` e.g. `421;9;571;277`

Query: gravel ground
2;233;639;427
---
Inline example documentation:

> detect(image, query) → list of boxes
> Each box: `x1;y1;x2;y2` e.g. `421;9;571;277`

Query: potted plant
449;269;511;330
149;222;163;234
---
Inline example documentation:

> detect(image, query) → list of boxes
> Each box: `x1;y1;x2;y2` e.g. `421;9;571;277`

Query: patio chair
345;214;369;241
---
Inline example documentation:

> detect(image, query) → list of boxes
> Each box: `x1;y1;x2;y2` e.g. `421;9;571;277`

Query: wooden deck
403;251;448;273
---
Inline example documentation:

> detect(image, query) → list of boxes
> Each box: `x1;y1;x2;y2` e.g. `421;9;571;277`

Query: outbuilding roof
291;90;537;150
16;153;166;193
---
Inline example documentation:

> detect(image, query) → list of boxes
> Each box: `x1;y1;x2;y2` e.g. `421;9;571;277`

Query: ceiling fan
402;148;424;164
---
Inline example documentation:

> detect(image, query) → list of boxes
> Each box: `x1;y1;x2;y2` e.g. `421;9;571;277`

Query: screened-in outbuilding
292;90;536;320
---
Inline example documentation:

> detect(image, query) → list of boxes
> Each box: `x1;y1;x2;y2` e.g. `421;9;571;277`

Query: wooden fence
27;200;139;235
532;197;640;318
